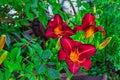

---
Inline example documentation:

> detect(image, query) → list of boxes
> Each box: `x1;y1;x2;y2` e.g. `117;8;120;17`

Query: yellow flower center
70;49;86;63
54;25;63;36
70;51;80;63
85;26;95;38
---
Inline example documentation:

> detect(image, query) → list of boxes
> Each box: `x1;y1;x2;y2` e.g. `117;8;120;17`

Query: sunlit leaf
93;5;96;13
0;51;8;65
55;37;61;49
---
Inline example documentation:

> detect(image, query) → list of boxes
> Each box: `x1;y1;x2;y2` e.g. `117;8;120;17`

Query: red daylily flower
46;14;74;38
74;13;106;38
58;37;96;74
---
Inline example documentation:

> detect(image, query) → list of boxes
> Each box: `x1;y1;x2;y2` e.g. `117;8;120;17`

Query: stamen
70;49;85;63
54;25;63;36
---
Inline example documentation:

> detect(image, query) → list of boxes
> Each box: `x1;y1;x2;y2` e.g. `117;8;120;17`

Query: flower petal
84;25;97;38
66;58;80;74
62;23;74;36
82;13;96;28
47;21;55;27
78;44;96;59
54;14;63;25
60;37;75;53
97;26;106;36
80;59;92;70
45;27;58;38
74;41;82;47
73;26;83;32
58;49;66;60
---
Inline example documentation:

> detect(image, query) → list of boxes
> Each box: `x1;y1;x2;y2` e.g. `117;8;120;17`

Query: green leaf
41;50;51;59
48;68;60;79
22;32;32;41
21;38;28;43
21;19;29;25
47;62;56;65
28;75;36;80
39;75;45;80
28;46;34;55
32;56;41;65
0;70;3;80
35;64;46;74
30;43;43;56
10;47;21;60
16;48;21;59
13;43;25;47
6;33;11;47
5;69;11;80
25;63;34;74
31;0;38;8
26;13;35;21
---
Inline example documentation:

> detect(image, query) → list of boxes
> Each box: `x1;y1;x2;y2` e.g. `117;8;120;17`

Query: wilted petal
81;59;92;70
82;13;96;28
54;14;63;25
66;58;80;74
58;49;66;60
0;35;6;50
99;37;112;50
73;26;83;32
45;27;58;38
60;37;75;52
97;26;106;36
78;44;96;59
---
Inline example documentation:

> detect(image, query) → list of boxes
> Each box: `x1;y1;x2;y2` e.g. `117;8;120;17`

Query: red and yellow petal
82;13;96;28
78;44;96;59
66;58;80;74
58;49;66;60
60;37;75;53
84;25;97;38
80;59;92;70
45;27;58;38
